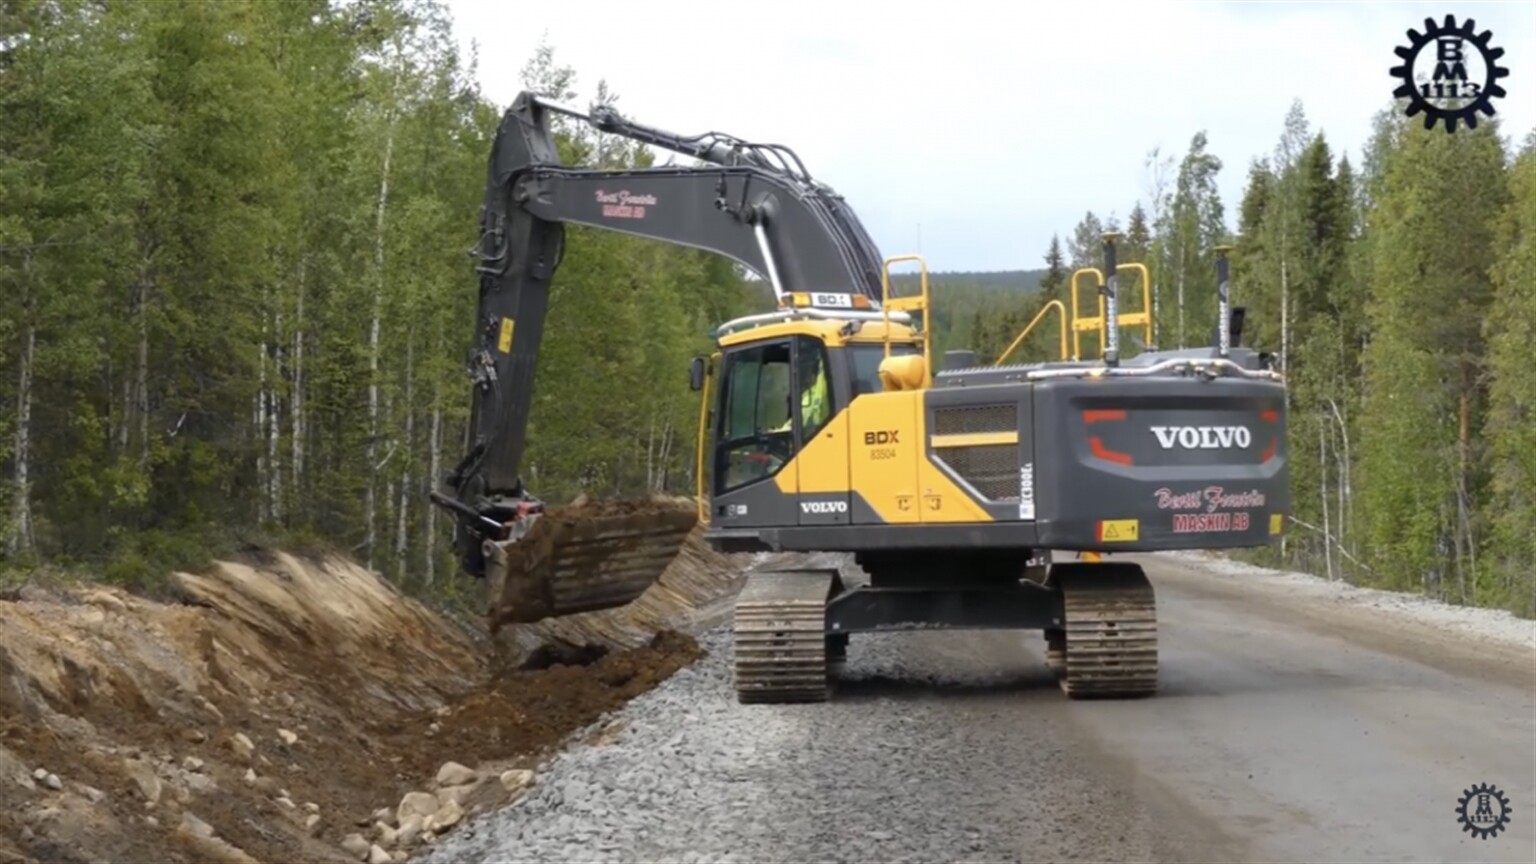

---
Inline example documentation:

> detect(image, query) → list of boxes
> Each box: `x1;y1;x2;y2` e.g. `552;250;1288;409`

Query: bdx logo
864;430;899;445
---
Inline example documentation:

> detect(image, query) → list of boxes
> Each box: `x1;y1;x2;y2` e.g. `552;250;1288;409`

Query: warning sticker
1097;519;1139;542
497;317;516;354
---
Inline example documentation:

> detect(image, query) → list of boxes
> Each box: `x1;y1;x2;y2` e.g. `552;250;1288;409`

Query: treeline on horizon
3;0;1534;618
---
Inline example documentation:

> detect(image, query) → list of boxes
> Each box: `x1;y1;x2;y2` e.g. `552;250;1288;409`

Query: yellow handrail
1114;262;1154;348
1068;264;1155;360
995;299;1069;365
694;351;719;525
1069;268;1105;361
880;254;932;387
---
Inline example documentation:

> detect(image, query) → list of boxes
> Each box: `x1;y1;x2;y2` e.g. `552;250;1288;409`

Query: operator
774;350;830;434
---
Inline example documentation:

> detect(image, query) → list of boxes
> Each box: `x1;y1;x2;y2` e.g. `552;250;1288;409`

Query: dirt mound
0;525;738;864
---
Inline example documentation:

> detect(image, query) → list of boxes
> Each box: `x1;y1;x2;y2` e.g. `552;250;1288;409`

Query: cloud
445;0;1535;272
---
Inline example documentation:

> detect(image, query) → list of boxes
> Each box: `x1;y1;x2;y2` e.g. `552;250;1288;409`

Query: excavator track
732;569;836;704
1054;562;1158;699
485;497;699;630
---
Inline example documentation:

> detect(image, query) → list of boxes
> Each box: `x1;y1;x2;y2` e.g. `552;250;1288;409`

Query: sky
443;0;1536;274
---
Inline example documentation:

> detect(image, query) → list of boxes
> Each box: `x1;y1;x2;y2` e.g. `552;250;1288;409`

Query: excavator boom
433;91;888;629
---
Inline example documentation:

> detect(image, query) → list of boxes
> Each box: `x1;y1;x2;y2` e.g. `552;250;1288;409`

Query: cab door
791;335;851;526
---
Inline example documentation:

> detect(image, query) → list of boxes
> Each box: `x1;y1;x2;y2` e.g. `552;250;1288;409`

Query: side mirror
688;355;706;392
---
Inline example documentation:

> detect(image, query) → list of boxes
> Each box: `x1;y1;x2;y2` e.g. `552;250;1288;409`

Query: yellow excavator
431;92;1289;703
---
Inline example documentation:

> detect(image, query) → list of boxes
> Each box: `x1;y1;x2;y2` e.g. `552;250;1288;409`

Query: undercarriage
731;551;1159;703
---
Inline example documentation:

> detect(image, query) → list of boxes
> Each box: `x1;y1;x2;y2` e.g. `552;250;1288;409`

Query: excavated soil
0;507;745;864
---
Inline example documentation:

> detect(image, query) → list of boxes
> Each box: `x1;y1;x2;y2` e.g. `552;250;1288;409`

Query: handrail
1023;356;1284;382
1069;268;1105;361
694;351;720;525
881;253;932;387
1068;263;1155;359
995;299;1069;365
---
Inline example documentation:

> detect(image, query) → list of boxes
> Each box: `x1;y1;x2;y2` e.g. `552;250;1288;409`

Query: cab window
716;341;794;492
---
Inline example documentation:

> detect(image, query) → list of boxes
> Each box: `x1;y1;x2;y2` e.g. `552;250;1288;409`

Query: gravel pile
419;621;1171;864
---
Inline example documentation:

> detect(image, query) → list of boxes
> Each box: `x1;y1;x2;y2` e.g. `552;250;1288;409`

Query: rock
368;844;392;864
433;799;464;831
305;813;322;835
183;756;205;773
227;733;255;762
275;796;296;811
31;768;47;782
500;768;536;793
243;768;258;786
77;784;106;804
397;791;438;823
436;781;478;809
277;728;298;746
124;758;163;805
374;821;397;847
304;801;320;814
393;852;408;863
395;814;424;848
434;761;477;789
184;728;209;744
179;812;216;839
83;590;128;613
372;806;395;826
186;774;216;794
341;833;372;860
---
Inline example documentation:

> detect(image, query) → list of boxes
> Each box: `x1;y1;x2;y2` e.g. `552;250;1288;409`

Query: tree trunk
257;304;269;523
291;257;306;522
426;400;442;588
134;261;150;474
270;305;284;524
8;253;36;557
365;70;402;571
395;327;415;580
1320;420;1333;581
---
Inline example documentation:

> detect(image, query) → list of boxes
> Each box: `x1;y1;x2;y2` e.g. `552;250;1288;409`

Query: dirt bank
0;517;744;864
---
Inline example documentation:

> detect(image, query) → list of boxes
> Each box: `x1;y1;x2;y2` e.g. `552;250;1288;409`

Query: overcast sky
443;0;1536;273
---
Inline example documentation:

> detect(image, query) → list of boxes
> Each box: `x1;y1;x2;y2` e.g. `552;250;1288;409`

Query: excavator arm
430;91;887;629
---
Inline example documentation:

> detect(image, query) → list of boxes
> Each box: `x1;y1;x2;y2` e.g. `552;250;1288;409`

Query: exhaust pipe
1214;244;1233;358
1102;232;1122;366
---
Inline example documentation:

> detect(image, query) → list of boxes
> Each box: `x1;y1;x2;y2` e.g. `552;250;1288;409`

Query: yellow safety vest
776;365;829;433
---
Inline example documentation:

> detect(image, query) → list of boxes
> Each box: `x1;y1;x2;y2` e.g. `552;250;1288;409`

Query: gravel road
421;553;1536;864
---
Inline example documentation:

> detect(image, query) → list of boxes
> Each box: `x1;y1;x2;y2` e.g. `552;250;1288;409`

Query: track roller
732;569;837;704
1052;562;1158;699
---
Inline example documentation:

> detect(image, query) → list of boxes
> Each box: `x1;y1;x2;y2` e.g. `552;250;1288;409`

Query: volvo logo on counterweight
1151;426;1252;450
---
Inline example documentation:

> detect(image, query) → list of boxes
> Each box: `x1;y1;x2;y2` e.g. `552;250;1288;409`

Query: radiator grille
932;404;1015;435
935;444;1019;501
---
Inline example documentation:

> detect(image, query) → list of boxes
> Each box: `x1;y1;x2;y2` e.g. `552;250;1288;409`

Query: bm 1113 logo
1390;14;1510;133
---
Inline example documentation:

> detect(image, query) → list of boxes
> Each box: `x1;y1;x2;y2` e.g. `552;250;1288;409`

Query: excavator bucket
482;496;700;631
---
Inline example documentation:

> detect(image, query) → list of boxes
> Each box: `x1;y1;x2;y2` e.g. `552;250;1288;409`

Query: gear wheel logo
1390;14;1510;133
1455;782;1512;840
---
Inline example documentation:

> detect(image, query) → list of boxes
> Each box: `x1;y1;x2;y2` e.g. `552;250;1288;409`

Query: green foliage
1;4;1532;621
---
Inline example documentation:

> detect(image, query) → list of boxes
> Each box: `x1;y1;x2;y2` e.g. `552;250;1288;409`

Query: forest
2;0;1533;617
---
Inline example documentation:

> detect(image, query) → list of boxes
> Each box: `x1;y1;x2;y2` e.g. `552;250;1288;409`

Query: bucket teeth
486;499;698;628
1052;562;1158;699
732;569;836;704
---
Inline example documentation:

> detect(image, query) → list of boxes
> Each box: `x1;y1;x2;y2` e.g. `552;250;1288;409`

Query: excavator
431;90;1290;704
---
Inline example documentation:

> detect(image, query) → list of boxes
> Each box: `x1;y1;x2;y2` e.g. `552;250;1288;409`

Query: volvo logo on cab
1151;425;1252;450
801;500;848;514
